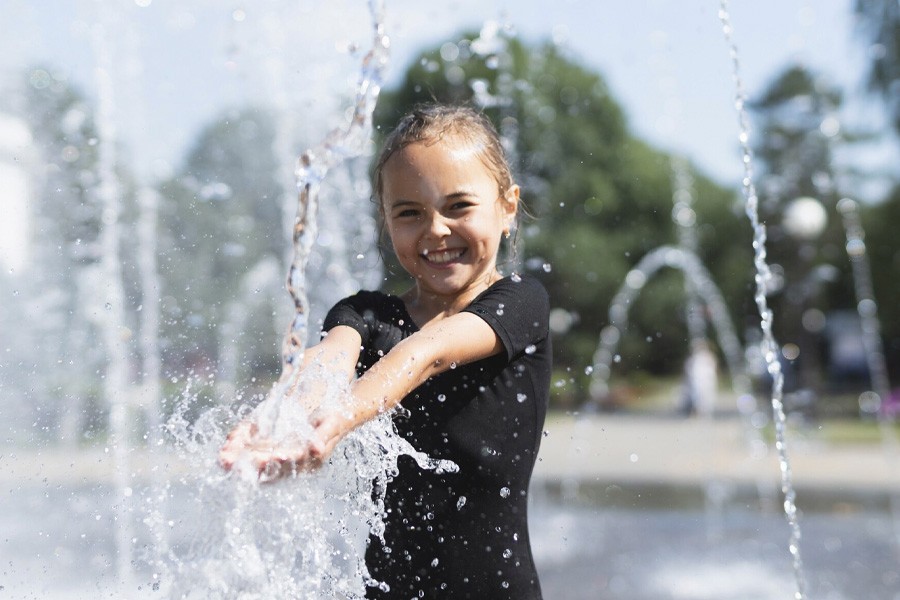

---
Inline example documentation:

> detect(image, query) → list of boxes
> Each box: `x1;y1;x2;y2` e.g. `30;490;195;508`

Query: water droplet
449;362;457;369
105;302;112;310
524;344;536;355
437;393;446;403
501;581;510;589
356;253;364;260
499;487;510;498
584;365;594;375
516;393;527;403
511;272;522;283
502;548;512;559
398;319;404;326
431;558;439;567
496;303;505;316
542;262;552;273
613;354;621;363
456;496;467;509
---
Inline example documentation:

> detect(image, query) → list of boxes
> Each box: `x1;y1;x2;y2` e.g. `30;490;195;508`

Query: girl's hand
218;420;260;471
218;411;354;483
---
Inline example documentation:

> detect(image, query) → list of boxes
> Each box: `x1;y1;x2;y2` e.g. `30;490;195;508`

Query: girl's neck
402;270;503;328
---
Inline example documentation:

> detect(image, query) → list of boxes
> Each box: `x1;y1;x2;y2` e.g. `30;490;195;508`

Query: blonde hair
373;104;514;208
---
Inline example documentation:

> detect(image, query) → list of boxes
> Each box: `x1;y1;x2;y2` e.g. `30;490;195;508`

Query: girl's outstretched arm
258;311;503;478
218;324;363;473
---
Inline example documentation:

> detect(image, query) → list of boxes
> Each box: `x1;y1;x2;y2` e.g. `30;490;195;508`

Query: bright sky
0;0;887;269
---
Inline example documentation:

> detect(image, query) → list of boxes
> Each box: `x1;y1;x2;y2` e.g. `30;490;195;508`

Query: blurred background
1;0;899;598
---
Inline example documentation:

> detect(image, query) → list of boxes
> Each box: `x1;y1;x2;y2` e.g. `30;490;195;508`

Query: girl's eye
396;209;419;218
450;201;473;210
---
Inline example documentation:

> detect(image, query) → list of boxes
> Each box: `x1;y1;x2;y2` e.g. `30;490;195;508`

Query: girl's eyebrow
445;191;477;201
389;199;419;209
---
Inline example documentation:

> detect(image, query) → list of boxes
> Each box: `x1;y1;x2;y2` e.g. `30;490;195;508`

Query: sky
0;0;890;269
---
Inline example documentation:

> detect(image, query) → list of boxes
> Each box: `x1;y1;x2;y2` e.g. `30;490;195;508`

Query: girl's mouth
422;248;465;264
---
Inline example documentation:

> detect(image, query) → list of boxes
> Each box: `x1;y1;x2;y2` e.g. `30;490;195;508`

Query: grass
582;374;900;446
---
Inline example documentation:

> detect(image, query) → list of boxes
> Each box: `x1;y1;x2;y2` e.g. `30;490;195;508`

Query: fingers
219;413;347;480
219;420;262;470
257;445;323;483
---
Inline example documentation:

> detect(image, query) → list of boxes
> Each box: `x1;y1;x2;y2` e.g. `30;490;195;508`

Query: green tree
854;0;900;134
861;188;900;382
375;33;750;404
157;108;285;381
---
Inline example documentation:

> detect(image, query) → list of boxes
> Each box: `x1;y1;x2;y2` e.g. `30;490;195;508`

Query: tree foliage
158;108;285;378
854;0;900;134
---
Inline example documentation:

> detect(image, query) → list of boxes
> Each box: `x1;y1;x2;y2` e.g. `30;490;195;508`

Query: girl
221;103;551;599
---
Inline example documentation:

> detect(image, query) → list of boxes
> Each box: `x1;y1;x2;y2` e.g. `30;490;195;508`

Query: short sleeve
462;275;550;361
322;292;378;344
322;292;412;371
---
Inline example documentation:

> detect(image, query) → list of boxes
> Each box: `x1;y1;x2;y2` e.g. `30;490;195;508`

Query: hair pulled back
373;104;514;207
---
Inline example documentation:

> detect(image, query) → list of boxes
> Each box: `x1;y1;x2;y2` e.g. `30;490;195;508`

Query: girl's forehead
387;137;487;175
404;134;479;159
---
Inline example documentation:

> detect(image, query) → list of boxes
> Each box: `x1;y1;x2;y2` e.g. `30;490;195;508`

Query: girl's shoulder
474;273;549;307
327;289;412;330
333;289;403;314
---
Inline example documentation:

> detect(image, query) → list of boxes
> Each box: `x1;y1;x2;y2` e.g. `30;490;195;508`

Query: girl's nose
425;213;452;237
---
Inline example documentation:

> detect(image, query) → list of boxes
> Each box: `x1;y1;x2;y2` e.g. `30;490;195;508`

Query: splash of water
156;365;456;598
718;2;807;598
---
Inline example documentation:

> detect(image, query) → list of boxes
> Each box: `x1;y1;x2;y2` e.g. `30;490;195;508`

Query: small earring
503;230;511;239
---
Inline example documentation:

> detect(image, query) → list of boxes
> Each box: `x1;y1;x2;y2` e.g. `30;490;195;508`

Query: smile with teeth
422;248;465;264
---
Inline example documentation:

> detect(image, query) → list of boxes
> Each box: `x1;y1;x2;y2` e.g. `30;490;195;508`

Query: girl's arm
218;324;363;472
249;311;503;479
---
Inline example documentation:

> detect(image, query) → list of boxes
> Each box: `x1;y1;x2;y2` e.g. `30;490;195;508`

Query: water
2;475;897;599
89;2;136;587
2;2;882;598
719;1;807;596
588;245;746;405
153;368;456;598
837;197;900;549
531;500;899;600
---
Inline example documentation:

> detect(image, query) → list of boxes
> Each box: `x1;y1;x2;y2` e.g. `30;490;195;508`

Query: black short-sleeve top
323;274;551;599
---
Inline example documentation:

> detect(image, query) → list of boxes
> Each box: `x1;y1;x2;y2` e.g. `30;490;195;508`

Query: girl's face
382;136;518;302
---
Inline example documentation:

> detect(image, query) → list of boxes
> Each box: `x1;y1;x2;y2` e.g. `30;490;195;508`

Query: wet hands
218;412;351;483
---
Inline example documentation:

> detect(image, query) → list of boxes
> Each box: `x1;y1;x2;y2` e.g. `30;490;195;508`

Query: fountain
3;2;900;599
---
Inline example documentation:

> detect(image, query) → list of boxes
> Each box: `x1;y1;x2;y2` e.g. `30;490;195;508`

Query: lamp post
780;196;830;413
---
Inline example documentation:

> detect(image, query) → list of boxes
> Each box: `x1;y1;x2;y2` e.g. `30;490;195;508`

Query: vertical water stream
718;2;808;597
89;4;135;589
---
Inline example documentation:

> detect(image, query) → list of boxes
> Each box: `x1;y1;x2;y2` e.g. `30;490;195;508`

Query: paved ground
533;412;900;502
2;412;898;503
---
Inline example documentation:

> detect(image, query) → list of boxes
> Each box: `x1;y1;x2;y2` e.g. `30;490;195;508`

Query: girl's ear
503;185;520;219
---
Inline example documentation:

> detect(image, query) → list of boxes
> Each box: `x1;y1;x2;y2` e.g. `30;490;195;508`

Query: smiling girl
221;104;551;599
